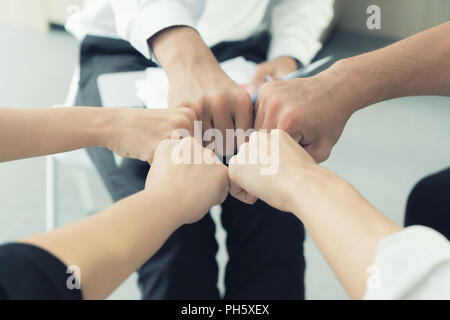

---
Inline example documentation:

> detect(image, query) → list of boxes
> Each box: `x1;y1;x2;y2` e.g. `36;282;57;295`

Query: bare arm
325;21;450;115
287;164;401;299
228;130;401;299
255;21;450;163
0;107;195;163
22;137;229;300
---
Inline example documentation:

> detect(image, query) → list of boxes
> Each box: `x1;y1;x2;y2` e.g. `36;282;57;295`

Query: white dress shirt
364;226;450;299
66;0;335;66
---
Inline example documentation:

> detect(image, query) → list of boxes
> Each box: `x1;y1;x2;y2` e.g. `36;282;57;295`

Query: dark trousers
76;34;305;299
405;168;450;240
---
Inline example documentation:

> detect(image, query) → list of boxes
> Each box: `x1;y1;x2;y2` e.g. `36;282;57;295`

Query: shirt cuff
267;35;323;66
363;226;450;300
126;1;196;60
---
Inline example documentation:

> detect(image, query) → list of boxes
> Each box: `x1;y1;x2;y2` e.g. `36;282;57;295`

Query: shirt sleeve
110;0;196;60
364;226;450;300
268;0;335;66
0;243;82;300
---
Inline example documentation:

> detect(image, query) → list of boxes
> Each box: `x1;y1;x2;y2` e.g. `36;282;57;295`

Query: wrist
320;57;391;115
81;107;118;149
94;108;124;150
151;27;220;78
142;186;189;228
285;166;342;219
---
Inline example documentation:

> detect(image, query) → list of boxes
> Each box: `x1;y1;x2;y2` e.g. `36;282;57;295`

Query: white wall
0;0;82;31
336;0;450;39
0;0;48;31
1;0;449;38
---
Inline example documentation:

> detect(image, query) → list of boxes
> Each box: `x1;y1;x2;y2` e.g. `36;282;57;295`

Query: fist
146;137;229;224
254;77;352;163
169;68;253;156
106;108;196;163
228;130;320;213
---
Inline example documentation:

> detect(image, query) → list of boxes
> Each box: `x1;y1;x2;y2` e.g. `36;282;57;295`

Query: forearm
0;107;116;162
289;168;401;299
319;21;450;115
21;188;186;300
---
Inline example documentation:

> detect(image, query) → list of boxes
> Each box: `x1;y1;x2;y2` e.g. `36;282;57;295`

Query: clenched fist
254;76;352;163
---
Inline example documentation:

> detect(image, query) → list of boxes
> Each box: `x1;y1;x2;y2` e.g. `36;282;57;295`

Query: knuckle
172;113;191;130
157;138;172;151
182;135;195;146
178;107;197;122
237;93;253;113
259;82;273;96
278;108;299;132
193;99;206;115
315;147;331;163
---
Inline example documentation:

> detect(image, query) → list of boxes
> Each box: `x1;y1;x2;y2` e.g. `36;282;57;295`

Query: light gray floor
0;25;449;300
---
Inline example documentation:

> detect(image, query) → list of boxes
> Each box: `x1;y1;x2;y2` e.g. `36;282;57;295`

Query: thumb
229;179;257;205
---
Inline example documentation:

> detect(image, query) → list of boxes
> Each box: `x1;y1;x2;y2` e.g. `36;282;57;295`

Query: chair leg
45;155;58;231
73;169;97;216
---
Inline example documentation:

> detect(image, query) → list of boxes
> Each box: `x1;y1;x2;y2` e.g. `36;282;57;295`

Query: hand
228;130;330;213
248;57;298;95
146;137;229;224
168;67;253;155
255;74;353;163
105;108;196;163
151;27;253;156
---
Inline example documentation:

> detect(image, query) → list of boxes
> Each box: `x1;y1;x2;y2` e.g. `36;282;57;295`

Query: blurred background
0;0;449;299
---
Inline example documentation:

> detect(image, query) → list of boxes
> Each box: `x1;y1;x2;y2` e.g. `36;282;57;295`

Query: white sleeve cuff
268;36;323;66
364;226;450;300
117;1;195;60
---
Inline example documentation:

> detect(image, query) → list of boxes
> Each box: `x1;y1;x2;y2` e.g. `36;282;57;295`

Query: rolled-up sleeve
111;0;195;59
268;0;335;66
364;226;450;300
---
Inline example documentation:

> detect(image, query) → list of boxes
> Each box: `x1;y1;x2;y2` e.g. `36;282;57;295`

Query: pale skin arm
228;130;401;299
22;188;184;300
287;168;401;299
0;107;195;163
21;137;229;300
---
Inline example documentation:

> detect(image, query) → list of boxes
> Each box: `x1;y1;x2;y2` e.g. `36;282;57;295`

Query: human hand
228;130;332;213
247;56;298;95
104;108;195;163
254;74;353;163
151;27;253;156
146;137;229;224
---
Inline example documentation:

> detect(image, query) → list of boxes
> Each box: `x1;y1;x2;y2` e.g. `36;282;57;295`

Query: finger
304;143;330;164
229;180;257;204
254;108;265;130
212;110;235;157
233;99;253;147
199;114;213;148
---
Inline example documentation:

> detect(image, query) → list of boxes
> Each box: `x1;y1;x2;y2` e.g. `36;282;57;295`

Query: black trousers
405;168;450;240
76;34;305;299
